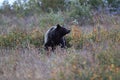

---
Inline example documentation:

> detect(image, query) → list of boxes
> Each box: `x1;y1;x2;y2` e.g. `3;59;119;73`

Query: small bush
29;28;44;48
41;0;65;12
67;0;92;24
0;31;28;48
39;11;65;28
0;27;44;48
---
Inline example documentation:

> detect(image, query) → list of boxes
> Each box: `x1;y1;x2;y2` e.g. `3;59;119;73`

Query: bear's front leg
60;37;66;48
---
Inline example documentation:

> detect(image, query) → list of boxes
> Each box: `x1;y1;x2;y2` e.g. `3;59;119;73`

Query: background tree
1;0;11;15
41;0;65;12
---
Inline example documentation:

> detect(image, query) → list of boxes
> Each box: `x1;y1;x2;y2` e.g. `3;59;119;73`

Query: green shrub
88;0;104;9
29;29;44;48
41;0;65;12
67;0;92;24
39;11;65;28
70;5;91;18
0;31;29;48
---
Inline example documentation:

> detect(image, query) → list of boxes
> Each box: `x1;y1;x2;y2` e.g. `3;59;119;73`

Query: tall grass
0;38;119;80
0;12;120;80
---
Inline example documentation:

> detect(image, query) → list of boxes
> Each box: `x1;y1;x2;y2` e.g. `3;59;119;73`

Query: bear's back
44;26;57;44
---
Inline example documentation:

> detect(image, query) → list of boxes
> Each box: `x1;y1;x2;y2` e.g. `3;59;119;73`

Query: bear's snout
67;30;71;33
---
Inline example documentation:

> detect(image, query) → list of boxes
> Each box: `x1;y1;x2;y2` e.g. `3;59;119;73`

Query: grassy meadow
0;11;120;80
0;0;120;80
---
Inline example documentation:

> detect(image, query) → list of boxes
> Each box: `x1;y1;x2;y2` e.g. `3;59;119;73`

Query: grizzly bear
44;24;70;50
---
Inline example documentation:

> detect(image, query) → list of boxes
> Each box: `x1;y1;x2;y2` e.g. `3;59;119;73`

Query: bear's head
55;24;70;37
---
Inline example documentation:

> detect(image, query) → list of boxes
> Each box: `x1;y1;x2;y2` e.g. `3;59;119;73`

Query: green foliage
97;47;120;66
0;24;119;49
70;4;91;18
107;0;120;8
41;0;65;12
29;29;44;48
49;47;120;80
0;0;12;14
66;0;92;24
0;0;119;18
65;36;72;48
12;1;24;16
0;27;45;48
0;31;29;48
27;0;41;13
88;0;104;9
79;0;88;5
39;11;65;27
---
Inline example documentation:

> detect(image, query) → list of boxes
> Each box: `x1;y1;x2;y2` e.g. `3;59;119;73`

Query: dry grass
0;14;120;80
0;41;120;80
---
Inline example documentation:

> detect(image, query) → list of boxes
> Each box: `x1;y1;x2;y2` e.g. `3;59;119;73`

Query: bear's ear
56;24;61;29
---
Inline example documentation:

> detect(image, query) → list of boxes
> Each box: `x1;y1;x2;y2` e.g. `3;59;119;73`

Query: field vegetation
0;0;120;80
